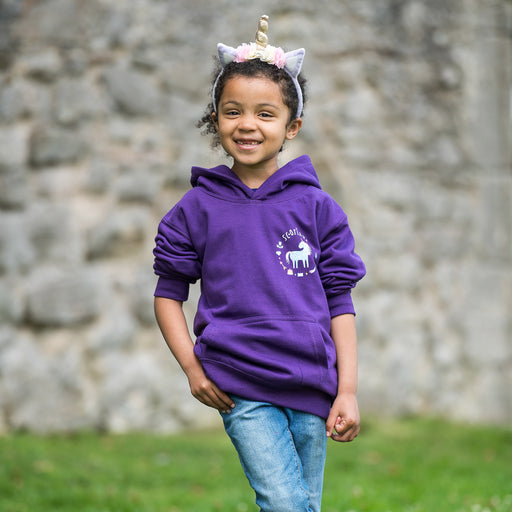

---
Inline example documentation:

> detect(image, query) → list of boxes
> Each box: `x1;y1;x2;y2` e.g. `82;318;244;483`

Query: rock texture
0;0;510;432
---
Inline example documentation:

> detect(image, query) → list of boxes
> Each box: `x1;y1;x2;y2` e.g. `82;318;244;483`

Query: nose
238;113;256;131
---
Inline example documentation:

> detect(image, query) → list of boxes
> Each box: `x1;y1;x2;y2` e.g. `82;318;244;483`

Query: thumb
325;410;340;438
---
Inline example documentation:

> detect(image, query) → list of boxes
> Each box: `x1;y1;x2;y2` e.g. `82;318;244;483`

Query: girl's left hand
325;393;360;442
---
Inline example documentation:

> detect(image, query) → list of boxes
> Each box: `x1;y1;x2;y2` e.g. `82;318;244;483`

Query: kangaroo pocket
194;316;337;393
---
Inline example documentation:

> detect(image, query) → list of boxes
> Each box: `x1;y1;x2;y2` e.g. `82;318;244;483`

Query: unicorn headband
212;15;305;119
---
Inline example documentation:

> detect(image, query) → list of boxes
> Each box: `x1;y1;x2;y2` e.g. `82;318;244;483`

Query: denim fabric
220;395;327;512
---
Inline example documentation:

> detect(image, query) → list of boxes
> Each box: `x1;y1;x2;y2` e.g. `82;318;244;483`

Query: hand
187;366;235;414
326;393;360;442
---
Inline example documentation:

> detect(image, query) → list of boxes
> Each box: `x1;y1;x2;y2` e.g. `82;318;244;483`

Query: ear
285;117;302;140
211;112;219;130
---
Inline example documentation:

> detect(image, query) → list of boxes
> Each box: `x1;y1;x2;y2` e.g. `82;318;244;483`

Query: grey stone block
29;127;87;167
103;66;161;117
26;266;106;326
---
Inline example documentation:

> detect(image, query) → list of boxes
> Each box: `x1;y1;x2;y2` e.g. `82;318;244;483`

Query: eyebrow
220;100;280;110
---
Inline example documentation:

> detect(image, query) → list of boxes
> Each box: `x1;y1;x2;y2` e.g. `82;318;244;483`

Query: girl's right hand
187;367;235;414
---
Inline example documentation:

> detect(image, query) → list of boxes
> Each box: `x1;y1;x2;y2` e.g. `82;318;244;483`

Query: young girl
153;15;366;512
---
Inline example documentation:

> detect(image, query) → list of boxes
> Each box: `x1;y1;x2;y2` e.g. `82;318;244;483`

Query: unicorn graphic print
276;227;318;277
286;240;312;269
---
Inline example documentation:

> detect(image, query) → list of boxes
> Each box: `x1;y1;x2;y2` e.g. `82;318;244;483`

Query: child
153;15;366;512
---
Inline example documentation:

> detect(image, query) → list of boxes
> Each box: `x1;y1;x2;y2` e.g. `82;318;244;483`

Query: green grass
1;417;511;512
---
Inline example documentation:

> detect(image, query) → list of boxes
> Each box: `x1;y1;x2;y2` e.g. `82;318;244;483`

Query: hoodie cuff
154;276;190;301
327;290;356;317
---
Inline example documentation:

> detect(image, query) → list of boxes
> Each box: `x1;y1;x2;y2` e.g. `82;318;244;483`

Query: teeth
237;141;260;145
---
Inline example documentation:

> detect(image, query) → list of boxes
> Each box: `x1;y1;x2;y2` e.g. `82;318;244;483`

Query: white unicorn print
286;240;312;269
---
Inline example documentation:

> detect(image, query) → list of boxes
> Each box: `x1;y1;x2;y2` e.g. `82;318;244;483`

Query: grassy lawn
1;416;511;512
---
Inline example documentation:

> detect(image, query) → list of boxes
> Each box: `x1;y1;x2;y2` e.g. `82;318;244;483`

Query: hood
190;155;321;201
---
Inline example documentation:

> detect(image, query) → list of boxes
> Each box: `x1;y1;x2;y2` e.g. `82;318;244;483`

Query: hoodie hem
201;361;334;420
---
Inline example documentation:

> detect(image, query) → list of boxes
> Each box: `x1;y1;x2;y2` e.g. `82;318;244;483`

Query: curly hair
197;59;307;148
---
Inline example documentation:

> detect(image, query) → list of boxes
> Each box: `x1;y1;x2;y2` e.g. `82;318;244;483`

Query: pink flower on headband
273;47;286;68
234;43;286;69
234;44;252;63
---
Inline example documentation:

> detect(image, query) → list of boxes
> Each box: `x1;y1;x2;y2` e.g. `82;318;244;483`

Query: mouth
235;139;262;148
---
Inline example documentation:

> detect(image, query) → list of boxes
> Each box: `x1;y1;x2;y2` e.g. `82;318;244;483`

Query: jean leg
221;396;316;512
286;408;327;512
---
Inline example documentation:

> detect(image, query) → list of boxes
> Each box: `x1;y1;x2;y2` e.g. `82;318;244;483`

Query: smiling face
213;75;302;187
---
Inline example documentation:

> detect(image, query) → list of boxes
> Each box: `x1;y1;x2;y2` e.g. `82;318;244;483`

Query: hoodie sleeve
153;204;201;301
317;198;366;317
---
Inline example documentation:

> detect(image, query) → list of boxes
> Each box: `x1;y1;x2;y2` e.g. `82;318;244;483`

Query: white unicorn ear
284;48;305;78
217;43;238;68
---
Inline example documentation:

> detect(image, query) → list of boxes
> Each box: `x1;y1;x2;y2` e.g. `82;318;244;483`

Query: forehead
220;75;287;107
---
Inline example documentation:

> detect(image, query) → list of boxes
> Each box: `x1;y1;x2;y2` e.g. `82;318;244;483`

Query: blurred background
0;0;510;434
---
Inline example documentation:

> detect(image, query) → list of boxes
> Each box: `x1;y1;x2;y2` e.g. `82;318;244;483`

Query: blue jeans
220;395;327;512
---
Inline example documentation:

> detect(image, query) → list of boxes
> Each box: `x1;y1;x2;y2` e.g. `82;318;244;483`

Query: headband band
212;15;305;119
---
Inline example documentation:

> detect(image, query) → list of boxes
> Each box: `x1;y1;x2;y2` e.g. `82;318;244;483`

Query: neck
231;162;279;189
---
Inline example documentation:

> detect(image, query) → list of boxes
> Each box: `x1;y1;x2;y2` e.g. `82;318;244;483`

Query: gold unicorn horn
255;15;269;48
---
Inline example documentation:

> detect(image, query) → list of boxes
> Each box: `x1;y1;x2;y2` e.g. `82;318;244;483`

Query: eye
259;112;274;119
221;109;239;118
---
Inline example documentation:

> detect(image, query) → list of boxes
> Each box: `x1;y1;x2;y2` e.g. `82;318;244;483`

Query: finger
334;428;359;442
196;390;225;411
211;387;235;413
196;384;234;413
192;385;222;410
333;417;356;436
333;421;360;442
325;412;338;438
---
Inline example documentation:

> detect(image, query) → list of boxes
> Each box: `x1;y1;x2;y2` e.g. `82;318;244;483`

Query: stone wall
0;0;510;433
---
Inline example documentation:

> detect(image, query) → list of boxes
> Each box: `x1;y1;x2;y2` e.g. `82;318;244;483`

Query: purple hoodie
153;155;365;419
